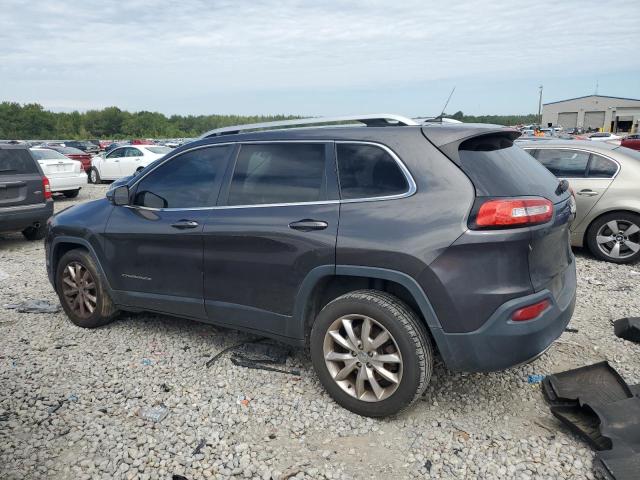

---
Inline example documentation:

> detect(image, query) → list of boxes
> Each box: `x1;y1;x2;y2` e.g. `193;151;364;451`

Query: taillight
473;197;553;228
512;299;550;322
42;176;52;200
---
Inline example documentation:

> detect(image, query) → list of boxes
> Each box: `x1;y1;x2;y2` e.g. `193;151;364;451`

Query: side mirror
107;185;130;206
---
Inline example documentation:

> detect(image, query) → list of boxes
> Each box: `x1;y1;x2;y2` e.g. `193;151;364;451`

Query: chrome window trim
125;140;416;212
524;146;621;179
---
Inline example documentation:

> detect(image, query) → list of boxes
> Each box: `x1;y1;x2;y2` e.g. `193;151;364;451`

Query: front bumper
0;201;54;233
48;173;88;192
433;262;577;372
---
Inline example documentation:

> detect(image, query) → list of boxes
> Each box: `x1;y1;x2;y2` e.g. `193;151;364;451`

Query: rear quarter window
336;143;409;200
0;149;39;175
587;154;618;178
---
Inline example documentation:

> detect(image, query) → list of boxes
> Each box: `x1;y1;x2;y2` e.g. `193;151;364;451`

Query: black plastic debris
206;339;300;375
614;317;640;343
4;300;61;314
192;439;206;455
542;362;640;480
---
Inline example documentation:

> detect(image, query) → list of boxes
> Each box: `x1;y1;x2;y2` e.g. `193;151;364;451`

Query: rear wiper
555;179;569;195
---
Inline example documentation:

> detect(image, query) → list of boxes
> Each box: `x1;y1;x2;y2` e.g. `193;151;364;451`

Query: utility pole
537;85;543;125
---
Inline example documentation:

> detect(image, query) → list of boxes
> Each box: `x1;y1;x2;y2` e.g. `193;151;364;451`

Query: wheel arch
50;237;113;293
582;208;640;246
293;265;442;345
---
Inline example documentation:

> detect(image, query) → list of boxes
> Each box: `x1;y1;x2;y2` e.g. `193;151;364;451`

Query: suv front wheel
55;249;119;328
310;290;433;417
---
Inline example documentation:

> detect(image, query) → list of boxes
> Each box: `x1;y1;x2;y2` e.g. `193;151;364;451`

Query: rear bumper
433;261;576;372
49;173;88;192
0;201;54;233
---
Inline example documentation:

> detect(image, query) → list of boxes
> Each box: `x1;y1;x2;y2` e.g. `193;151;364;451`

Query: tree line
445;110;539;125
0;102;297;140
0;102;539;140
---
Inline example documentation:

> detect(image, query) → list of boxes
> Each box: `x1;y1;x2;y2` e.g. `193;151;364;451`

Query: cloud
1;0;638;114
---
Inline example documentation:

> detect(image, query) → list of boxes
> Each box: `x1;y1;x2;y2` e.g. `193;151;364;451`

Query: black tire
586;212;640;264
89;168;101;184
310;290;433;417
55;249;118;328
22;224;47;241
63;189;80;198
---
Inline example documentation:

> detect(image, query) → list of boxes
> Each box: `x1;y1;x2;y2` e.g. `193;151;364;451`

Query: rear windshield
146;146;172;155
30;149;68;160
457;135;564;200
0;149;39;175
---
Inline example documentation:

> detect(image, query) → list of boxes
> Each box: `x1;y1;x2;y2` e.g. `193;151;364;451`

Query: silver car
518;140;640;263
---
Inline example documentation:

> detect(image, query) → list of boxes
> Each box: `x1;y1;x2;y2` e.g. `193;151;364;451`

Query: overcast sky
1;0;639;116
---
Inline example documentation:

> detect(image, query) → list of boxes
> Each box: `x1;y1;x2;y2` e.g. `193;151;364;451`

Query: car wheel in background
63;189;80;198
22;224;47;241
89;168;101;184
310;290;433;417
55;249;119;328
586;212;640;264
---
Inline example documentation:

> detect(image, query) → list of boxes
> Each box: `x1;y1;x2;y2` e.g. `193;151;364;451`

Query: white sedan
30;148;87;198
89;145;172;183
588;132;622;143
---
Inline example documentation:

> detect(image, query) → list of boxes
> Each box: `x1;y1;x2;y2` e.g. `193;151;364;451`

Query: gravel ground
1;184;639;480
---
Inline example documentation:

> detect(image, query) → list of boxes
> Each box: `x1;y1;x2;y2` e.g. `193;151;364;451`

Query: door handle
288;219;328;231
577;189;599;197
171;220;199;229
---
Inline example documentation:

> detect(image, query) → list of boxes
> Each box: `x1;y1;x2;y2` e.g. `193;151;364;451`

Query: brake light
512;299;550;322
42;176;52;200
475;198;553;228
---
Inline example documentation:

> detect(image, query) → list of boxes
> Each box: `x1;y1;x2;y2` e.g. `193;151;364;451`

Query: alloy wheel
90;170;97;183
596;220;640;260
323;314;403;402
61;262;97;318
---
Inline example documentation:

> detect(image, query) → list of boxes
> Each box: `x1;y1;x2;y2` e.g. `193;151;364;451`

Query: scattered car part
542;362;640;480
614;317;640;343
4;299;61;314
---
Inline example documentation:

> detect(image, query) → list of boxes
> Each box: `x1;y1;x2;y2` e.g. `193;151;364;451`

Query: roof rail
199;113;418;138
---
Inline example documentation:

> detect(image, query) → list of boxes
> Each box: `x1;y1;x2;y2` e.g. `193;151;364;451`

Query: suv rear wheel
310;290;432;417
586;212;640;264
55;249;118;328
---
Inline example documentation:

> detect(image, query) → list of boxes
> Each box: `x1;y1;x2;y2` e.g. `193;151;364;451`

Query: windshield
146;146;172;155
30;149;68;160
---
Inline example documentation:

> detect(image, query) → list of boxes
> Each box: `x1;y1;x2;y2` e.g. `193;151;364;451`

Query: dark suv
1;145;53;240
45;115;577;417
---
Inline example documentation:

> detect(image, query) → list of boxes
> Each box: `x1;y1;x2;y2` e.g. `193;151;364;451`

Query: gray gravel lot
1;184;639;480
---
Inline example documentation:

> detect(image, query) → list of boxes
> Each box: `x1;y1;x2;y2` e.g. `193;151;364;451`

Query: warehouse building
541;95;640;133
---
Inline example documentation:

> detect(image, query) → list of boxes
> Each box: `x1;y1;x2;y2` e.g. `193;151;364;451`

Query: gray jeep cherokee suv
45;115;577;417
1;144;53;240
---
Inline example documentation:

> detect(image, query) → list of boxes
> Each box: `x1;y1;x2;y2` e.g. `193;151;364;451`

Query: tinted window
125;148;143;157
587;154;617;178
227;143;325;206
30;149;68;160
133;146;230;208
107;148;125;159
0;149;39;175
535;149;589;177
456;136;561;199
336;144;408;199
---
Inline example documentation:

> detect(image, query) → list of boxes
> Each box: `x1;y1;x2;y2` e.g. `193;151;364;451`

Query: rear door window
587;154;618;178
535;149;589;177
336;143;409;200
226;143;326;206
0;149;39;175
